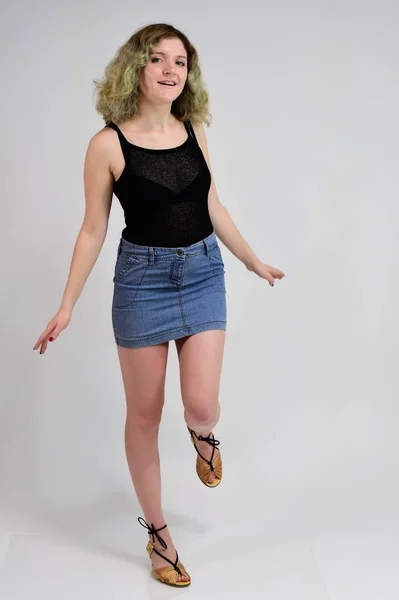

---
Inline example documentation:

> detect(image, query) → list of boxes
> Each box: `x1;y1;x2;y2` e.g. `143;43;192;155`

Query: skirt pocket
206;245;226;292
113;256;149;308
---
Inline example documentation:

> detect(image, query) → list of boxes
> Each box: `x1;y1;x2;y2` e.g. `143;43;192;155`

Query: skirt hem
115;320;227;349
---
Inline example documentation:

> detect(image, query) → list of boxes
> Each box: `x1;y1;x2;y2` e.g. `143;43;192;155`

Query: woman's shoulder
190;121;209;152
87;124;122;159
84;125;122;180
89;123;118;145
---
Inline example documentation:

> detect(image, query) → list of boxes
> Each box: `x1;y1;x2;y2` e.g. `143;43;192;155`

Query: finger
40;340;49;355
33;334;47;350
49;329;60;342
34;324;56;350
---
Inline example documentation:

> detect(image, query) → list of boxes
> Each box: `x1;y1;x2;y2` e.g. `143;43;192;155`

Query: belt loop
203;238;208;256
148;247;154;264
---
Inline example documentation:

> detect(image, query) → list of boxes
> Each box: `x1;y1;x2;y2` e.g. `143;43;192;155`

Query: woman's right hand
33;308;72;355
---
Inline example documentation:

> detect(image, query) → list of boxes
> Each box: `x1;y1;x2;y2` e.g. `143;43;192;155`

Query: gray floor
1;462;398;599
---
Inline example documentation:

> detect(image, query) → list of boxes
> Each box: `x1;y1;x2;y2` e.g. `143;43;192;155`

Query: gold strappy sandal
187;426;222;487
137;517;191;587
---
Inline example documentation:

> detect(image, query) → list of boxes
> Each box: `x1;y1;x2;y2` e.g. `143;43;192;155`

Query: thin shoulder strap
106;122;130;162
184;120;198;144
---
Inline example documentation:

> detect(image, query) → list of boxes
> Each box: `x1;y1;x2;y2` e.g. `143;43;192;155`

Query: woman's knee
184;398;220;426
125;392;164;429
126;407;163;432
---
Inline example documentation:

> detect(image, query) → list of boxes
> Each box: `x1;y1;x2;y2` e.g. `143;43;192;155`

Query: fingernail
49;337;54;341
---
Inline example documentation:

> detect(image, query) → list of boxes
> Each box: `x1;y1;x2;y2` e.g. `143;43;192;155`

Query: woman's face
139;37;188;104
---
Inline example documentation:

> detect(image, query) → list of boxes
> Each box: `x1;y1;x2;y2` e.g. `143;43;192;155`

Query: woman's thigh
117;342;170;422
175;330;226;418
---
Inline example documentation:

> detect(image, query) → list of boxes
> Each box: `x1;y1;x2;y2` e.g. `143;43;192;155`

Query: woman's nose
163;65;175;75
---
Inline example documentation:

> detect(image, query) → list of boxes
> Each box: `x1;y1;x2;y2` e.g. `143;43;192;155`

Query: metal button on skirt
112;230;227;348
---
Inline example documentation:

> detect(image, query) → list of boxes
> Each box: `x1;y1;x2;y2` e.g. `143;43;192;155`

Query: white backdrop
1;0;398;597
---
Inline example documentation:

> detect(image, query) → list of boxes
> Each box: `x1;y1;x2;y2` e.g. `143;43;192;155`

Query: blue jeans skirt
112;230;227;348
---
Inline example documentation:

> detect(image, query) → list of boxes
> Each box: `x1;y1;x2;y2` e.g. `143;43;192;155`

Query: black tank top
106;120;213;247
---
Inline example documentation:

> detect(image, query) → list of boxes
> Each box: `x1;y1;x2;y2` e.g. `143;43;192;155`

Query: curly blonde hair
93;23;211;127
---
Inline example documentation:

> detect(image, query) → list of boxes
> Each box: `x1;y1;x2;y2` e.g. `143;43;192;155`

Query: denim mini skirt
112;230;227;348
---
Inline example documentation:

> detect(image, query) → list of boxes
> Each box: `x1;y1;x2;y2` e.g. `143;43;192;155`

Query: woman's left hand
246;259;285;286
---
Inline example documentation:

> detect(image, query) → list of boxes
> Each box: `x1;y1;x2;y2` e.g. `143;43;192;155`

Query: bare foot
148;527;190;584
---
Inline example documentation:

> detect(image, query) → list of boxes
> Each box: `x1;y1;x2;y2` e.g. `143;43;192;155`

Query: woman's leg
175;330;226;484
117;342;190;582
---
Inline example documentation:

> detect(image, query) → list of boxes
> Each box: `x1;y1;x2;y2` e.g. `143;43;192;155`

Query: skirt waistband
118;230;218;259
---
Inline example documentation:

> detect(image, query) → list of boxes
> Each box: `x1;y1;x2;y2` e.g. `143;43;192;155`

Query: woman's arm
33;129;115;354
193;123;259;269
194;123;285;286
59;130;114;314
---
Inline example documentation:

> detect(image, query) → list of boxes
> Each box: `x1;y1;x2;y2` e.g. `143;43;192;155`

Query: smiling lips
158;81;177;86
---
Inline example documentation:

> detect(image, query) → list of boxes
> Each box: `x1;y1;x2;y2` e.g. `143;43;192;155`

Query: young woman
33;23;285;587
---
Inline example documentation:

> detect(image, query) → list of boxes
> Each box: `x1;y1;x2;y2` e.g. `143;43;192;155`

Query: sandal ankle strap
187;427;220;448
138;517;168;550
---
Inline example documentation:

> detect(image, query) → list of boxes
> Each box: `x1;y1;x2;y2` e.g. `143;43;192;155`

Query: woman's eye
151;57;186;67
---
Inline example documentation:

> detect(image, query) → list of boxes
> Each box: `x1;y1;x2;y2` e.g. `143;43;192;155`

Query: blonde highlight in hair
92;23;211;127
